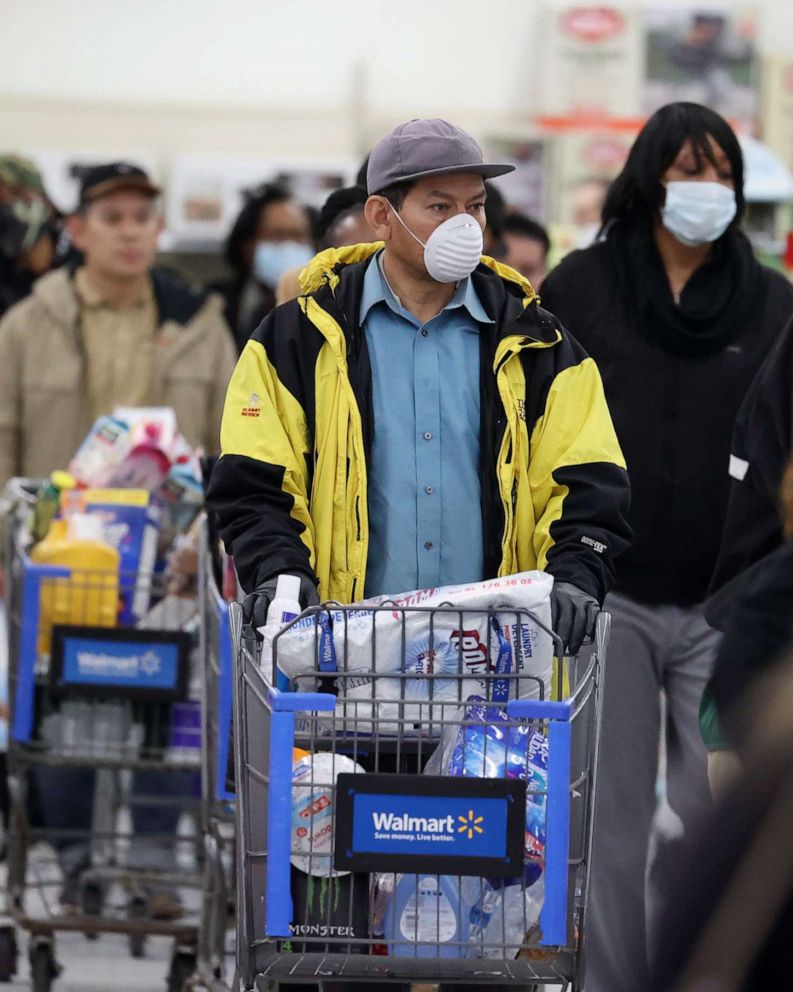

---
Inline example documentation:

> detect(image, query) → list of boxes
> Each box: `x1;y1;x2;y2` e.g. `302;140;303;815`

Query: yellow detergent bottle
30;513;120;656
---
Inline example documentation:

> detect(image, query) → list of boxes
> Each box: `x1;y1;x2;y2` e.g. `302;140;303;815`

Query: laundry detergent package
384;873;467;958
62;488;161;625
273;572;554;734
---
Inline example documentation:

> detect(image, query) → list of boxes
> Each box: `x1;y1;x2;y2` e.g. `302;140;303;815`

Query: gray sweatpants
584;591;720;992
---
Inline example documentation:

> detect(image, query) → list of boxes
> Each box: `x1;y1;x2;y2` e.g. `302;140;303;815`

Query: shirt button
424;541;433;550
423;432;433;441
420;329;429;337
425;486;434;495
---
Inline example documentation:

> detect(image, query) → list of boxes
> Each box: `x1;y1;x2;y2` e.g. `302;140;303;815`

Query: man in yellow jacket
208;119;631;654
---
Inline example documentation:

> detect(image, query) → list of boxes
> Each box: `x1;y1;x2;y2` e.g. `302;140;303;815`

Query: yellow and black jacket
207;244;631;604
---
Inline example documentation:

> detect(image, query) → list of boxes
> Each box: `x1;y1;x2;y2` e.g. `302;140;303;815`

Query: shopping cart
232;595;609;989
194;519;236;992
0;479;203;992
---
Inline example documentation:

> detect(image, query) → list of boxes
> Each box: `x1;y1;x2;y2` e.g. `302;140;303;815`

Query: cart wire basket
1;478;203;992
195;517;236;991
232;594;609;989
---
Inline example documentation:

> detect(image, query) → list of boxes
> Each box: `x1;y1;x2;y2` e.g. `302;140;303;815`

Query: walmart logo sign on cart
371;810;484;842
61;637;180;691
353;793;507;859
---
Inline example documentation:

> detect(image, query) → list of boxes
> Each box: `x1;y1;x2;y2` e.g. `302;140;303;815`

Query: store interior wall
3;0;791;170
2;0;793;281
0;0;541;165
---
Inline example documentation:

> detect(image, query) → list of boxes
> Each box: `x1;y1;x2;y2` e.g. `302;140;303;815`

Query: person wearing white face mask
541;102;793;992
210;130;631;989
209;117;631;669
215;182;314;351
208;124;631;987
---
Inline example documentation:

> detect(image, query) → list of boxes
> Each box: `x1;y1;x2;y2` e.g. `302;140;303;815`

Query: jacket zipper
494;339;530;572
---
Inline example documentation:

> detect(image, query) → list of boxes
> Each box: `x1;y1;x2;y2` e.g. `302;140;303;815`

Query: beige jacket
0;266;237;484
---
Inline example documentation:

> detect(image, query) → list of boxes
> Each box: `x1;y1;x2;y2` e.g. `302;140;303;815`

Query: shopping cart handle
22;560;72;579
506;698;572;721
267;688;335;713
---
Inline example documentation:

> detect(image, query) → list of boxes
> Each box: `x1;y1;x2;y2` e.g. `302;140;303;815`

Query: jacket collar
300;242;560;348
47;260;209;328
358;248;493;327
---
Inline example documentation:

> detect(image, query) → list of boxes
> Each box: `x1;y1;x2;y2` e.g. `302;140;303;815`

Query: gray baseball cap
366;119;515;195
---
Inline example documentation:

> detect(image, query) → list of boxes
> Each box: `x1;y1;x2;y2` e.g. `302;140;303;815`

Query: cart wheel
166;946;196;992
29;939;59;992
82;879;102;916
0;926;18;982
128;893;147;958
82;879;103;941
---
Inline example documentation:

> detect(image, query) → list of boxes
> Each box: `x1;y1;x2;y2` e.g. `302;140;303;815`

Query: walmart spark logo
457;809;484;840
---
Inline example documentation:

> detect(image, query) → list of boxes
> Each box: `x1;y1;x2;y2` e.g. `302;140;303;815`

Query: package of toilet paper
272;571;554;733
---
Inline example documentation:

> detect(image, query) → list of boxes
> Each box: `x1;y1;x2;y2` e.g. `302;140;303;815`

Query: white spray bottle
258;574;303;689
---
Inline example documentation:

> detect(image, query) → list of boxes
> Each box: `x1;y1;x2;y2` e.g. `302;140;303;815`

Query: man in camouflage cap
0;153;45;193
0;153;58;317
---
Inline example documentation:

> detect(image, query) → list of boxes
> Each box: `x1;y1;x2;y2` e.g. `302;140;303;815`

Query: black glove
243;573;320;632
550;581;599;656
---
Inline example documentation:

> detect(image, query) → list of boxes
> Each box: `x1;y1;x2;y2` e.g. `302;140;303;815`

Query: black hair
305;204;320;246
224;182;291;278
601;101;745;234
317;186;368;244
504;213;551;255
483;182;506;240
377;181;416;209
356;155;370;190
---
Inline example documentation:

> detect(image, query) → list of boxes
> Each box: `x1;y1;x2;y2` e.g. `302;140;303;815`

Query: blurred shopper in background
706;459;793;755
502;213;550;288
710;313;793;591
216;182;313;350
0;154;60;318
275;185;374;304
649;650;793;992
541;102;793;992
316;185;372;249
0;162;236;485
570;175;610;249
482;180;507;259
0;161;236;913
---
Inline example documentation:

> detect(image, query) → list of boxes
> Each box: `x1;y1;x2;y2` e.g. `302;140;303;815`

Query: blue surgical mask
253;240;314;288
661;181;737;247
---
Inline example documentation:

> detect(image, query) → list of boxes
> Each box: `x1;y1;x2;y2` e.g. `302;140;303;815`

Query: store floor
0;924;179;991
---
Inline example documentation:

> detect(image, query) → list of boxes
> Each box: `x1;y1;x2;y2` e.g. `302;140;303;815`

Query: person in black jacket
709;314;793;592
707;460;793;749
0;153;59;318
540;102;793;992
649;654;793;992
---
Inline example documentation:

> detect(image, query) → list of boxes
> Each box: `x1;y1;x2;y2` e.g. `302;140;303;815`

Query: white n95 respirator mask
661;181;737;247
390;208;484;283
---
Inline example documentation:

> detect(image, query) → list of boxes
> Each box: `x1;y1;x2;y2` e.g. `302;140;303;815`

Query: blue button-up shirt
360;251;493;598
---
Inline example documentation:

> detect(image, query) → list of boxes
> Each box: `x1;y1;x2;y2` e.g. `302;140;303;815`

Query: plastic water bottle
91;699;131;759
59;699;93;757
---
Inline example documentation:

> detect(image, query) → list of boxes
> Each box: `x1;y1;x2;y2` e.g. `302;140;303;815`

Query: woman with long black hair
541;102;793;992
